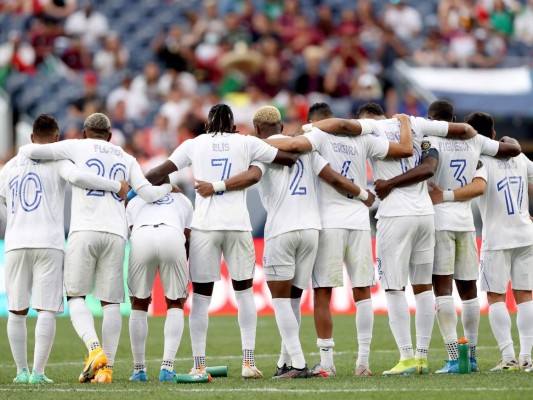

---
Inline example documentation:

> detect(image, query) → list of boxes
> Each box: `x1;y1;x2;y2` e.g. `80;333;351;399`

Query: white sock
436;295;458;360
7;312;28;373
355;299;373;368
189;293;211;361
33;311;56;375
290;297;302;326
102;304;122;367
278;297;302;367
386;291;413;360
129;310;147;369
162;308;184;371
517;300;533;360
234;288;257;353
461;298;480;358
272;298;305;369
317;338;335;368
415;290;434;360
68;298;100;351
489;302;515;362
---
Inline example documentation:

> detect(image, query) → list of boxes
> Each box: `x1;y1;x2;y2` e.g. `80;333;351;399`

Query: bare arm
272;150;299;167
446;123;477;139
145;160;178;184
264;136;313;153
429;177;486;205
385;114;414;158
195;166;263;197
496;136;521;157
311;118;365;136
374;152;439;200
318;165;375;207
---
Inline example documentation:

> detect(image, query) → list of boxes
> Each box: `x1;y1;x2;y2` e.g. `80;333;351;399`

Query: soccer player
19;113;172;384
145;104;297;379
0;115;128;384
424;101;521;374
260;104;414;377
126;180;193;382
195;105;376;378
466;112;533;372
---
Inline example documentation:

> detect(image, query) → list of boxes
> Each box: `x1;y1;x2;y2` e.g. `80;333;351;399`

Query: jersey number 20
85;159;126;202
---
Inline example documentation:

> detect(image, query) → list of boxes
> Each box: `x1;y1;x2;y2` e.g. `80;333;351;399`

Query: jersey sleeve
474;157;488;182
248;136;277;163
250;161;267;175
310;151;328;175
304;128;325;152
525;154;533;184
364;135;389;160
411;117;448;138
421;137;439;161
168;140;193;170
129;158;172;202
57;159;121;192
19;140;77;161
476;135;499;157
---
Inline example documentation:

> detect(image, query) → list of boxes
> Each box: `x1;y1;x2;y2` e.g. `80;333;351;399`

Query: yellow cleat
416;358;429;375
382;358;418;376
79;348;108;383
91;367;113;384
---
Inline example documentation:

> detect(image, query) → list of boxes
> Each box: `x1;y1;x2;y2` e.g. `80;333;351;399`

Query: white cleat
242;361;263;379
310;363;336;377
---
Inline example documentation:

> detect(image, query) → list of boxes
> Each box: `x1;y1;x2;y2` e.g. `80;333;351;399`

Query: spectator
294;46;325;95
224;12;251;46
252;56;284;98
69;71;103;117
447;18;477;67
29;17;59;65
514;0;533;44
413;30;448;67
152;25;190;73
0;31;36;74
59;36;91;71
383;0;422;41
490;0;515;37
93;32;129;76
158;85;191;132
64;3;109;48
398;91;427;116
131;61;162;101
107;75;150;122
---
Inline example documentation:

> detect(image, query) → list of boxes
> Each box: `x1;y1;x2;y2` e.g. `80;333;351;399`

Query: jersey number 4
9;172;43;212
85;159;126;202
497;176;524;215
211;158;232;195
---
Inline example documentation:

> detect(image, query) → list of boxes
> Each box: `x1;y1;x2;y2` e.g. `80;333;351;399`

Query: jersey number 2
290;159;306;195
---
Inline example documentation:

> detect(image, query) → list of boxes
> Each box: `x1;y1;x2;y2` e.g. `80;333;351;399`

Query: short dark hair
464;112;494;138
428;100;454;122
356;103;385;119
307;102;334;122
206;104;235;134
33;114;59;138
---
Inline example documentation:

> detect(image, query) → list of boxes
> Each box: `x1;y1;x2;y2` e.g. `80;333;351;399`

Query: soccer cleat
310;363;336;377
242;361;263;379
79;348;108;383
13;368;30;383
519;358;532;372
91;367;113;383
435;359;459;374
490;359;520;372
470;357;480;372
416;358;429;374
382;358;418;376
189;366;204;375
272;366;311;379
272;363;291;377
29;372;53;384
355;365;372;377
159;369;176;382
129;370;148;382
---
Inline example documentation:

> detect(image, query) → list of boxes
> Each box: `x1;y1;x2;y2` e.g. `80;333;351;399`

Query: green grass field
0;314;531;400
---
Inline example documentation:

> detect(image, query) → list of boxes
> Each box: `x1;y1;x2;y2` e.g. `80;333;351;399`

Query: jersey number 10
9;173;43;213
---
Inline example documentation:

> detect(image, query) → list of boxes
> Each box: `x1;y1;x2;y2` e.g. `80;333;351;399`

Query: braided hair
206;104;235;135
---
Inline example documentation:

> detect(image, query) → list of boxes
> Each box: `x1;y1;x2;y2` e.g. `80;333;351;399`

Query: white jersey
430;135;499;231
305;128;389;230
19;139;160;240
251;135;326;239
126;192;193;235
475;153;533;251
169;132;277;231
367;116;449;218
0;156;76;251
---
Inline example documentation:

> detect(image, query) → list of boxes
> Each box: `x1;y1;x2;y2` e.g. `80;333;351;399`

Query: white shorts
5;248;64;313
376;215;435;290
480;245;533;293
263;229;319;289
433;231;479;281
189;229;255;283
64;231;126;303
312;229;375;289
128;225;189;300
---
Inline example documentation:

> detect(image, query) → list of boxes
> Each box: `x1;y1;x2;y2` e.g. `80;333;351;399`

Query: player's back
430;135;499;231
126;192;193;238
476;153;533;251
169;133;277;231
253;135;322;239
0;155;68;251
66;138;135;239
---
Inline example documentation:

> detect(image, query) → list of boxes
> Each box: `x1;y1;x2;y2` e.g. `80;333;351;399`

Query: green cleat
416;358;429;375
13;369;30;383
29;372;53;384
382;358;418;376
490;359;520;372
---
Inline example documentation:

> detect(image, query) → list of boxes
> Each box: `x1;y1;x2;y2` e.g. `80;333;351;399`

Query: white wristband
357;119;373;135
357;190;369;201
443;190;455;202
302;123;313;133
212;180;226;193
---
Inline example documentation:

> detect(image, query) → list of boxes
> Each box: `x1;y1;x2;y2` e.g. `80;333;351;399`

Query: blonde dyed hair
253;105;281;125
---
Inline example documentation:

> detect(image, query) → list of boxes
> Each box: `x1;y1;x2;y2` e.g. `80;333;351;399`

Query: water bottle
173;371;212;383
205;366;228;377
458;337;471;374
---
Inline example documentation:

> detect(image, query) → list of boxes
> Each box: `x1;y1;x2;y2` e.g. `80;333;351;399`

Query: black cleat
272;363;290;377
273;365;311;379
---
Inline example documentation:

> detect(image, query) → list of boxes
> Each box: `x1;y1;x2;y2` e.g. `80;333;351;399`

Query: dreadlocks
206;104;235;135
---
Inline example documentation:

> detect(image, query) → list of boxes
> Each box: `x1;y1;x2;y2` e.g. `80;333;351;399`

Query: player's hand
195;179;215;197
117;180;129;201
428;182;444;205
374;179;393;200
362;190;376;207
392;113;409;121
171;185;183;194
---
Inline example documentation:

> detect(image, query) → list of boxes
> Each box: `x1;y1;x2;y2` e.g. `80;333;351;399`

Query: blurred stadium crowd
1;0;533;170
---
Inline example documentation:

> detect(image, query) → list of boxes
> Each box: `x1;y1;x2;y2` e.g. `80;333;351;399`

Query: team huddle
0;98;532;384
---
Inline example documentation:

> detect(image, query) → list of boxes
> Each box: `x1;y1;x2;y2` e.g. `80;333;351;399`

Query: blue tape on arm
126;189;137;201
